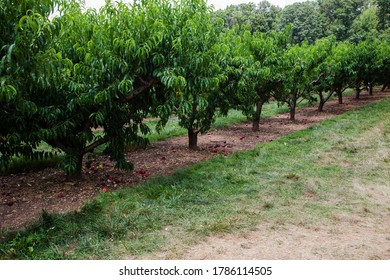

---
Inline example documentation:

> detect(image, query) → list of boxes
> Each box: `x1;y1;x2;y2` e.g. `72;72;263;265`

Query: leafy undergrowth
1;96;388;260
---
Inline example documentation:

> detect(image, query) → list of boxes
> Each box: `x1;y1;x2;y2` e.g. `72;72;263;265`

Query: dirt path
177;213;390;260
1;90;390;233
177;169;390;260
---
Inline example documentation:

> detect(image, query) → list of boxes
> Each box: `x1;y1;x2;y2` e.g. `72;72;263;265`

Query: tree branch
120;78;157;103
311;73;325;86
83;137;110;154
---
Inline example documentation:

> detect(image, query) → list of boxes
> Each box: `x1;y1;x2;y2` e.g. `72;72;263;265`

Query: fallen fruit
102;188;107;192
161;156;167;160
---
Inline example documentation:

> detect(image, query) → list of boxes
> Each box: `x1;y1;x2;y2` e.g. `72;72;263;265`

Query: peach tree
0;0;63;170
236;27;291;131
167;0;231;150
1;0;183;177
273;43;316;121
44;0;185;177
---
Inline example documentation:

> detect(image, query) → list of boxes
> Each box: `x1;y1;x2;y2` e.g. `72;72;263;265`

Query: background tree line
1;0;389;177
215;0;390;44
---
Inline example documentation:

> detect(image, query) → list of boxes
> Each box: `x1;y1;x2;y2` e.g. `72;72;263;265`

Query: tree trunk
368;82;373;96
356;87;361;99
67;152;84;179
337;91;343;104
318;92;325;112
188;128;199;150
252;95;264;132
289;100;296;121
75;153;83;178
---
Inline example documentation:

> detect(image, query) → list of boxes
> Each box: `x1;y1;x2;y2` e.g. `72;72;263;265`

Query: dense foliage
1;0;389;176
0;0;62;169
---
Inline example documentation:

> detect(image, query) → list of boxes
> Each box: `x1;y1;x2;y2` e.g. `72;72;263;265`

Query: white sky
85;0;307;10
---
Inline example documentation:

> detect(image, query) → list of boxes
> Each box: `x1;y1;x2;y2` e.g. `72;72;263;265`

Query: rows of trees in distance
1;0;389;177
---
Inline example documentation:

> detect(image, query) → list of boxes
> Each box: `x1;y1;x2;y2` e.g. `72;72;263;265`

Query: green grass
1;95;388;259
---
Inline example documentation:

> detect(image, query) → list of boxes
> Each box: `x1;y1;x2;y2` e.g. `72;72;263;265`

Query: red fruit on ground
102;188;107;192
161;156;167;160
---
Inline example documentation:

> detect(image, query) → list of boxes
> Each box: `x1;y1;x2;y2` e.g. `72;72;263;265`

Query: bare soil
1;90;389;251
177;213;390;260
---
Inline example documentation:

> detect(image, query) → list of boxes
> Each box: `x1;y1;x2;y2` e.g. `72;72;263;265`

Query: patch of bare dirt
1;90;389;232
176;213;390;260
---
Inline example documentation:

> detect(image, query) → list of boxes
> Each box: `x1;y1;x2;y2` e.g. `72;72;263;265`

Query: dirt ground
1;90;389;256
176;212;390;260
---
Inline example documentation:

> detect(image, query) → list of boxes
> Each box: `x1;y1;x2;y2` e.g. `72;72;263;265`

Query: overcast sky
84;0;307;10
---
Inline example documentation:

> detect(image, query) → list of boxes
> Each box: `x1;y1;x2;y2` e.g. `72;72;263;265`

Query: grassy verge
1;94;388;260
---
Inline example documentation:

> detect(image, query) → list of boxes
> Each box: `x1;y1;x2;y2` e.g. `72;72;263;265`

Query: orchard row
1;0;389;176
